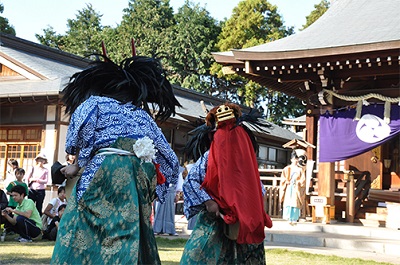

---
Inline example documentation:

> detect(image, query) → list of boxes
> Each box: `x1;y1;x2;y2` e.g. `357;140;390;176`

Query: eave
212;0;400;102
213;48;400;101
232;40;400;61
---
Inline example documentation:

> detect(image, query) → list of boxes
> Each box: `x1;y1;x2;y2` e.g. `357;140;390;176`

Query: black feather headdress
62;55;182;121
184;103;271;160
184;123;215;161
236;108;272;153
237;108;271;134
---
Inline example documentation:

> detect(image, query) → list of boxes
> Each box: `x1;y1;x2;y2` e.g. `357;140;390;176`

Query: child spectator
43;186;67;228
6;168;29;209
43;204;66;241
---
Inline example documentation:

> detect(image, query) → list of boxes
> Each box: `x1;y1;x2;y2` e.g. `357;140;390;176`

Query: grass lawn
0;234;395;264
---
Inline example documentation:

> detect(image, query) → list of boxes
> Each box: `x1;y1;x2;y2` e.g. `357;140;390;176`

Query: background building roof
0;33;299;143
213;0;400;100
216;0;400;61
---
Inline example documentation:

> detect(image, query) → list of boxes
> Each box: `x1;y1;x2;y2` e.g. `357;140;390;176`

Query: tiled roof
1;46;82;80
239;0;400;54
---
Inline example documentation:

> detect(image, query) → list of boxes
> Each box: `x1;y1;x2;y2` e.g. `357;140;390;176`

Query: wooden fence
259;169;282;218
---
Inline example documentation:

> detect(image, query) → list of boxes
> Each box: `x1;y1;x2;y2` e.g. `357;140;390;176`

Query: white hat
35;153;48;164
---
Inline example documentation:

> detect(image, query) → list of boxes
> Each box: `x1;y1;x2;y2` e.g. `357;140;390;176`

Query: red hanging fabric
202;119;272;244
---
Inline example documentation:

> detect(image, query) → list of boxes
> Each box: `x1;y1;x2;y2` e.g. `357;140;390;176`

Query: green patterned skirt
51;138;159;265
180;211;266;265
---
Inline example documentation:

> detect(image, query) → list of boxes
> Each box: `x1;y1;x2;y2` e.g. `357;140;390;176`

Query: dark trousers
28;189;45;215
43;226;58;241
11;215;41;240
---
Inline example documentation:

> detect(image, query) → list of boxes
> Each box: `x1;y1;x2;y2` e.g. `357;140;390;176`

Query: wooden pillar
305;114;317;218
318;162;335;205
345;171;355;223
305;115;317;161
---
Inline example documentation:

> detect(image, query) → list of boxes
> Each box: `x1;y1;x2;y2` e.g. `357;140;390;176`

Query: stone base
386;202;400;229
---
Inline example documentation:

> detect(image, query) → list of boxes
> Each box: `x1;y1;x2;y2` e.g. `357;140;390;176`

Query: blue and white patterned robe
65;95;179;202
183;151;267;220
182;151;212;220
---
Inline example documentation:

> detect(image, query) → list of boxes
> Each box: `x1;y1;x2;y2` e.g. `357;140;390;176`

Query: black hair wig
62;55;181;121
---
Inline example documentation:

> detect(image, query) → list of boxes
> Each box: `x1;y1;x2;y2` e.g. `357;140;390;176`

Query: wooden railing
258;168;372;221
259;169;282;218
341;170;371;222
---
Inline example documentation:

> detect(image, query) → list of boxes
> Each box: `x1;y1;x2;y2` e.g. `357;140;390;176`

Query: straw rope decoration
322;89;400;124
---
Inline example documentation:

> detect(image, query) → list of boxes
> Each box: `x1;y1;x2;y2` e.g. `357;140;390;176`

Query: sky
1;0;322;43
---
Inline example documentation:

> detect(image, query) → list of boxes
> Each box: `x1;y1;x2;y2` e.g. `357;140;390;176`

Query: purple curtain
319;104;400;162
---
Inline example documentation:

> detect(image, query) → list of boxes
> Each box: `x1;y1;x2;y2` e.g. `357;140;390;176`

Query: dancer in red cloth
181;103;272;264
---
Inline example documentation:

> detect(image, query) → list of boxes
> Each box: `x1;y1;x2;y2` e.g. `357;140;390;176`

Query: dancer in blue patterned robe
51;55;181;265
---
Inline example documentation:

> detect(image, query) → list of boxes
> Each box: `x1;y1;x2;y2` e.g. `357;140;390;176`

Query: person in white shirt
43;186;67;227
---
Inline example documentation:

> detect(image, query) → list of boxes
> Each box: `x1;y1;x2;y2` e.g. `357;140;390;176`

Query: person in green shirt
6;168;29;208
1;185;42;243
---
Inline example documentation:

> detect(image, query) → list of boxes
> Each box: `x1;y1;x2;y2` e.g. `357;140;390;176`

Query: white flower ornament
133;136;157;163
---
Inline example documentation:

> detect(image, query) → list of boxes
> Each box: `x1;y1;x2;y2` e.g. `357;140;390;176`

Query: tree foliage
35;27;64;49
63;4;105;56
0;4;15;35
217;0;290;51
23;0;324;124
300;0;330;30
36;4;106;57
164;1;220;92
211;0;301;124
115;0;175;61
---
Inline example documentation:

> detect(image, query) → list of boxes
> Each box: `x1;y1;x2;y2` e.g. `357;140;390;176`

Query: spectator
0;189;8;228
27;153;49;215
42;204;66;241
279;149;307;225
64;154;76;166
4;159;19;193
153;166;184;236
43;186;67;229
1;185;42;243
6;168;29;209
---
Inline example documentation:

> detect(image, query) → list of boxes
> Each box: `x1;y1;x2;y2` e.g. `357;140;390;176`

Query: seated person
43;186;67;228
1;185;42;243
43;204;66;241
0;189;8;226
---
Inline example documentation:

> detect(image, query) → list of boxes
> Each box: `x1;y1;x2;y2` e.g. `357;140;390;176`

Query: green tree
36;4;107;57
216;0;290;51
0;3;16;35
35;26;64;49
63;4;105;56
211;0;300;124
262;92;305;125
114;0;175;62
164;1;221;92
301;0;330;30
